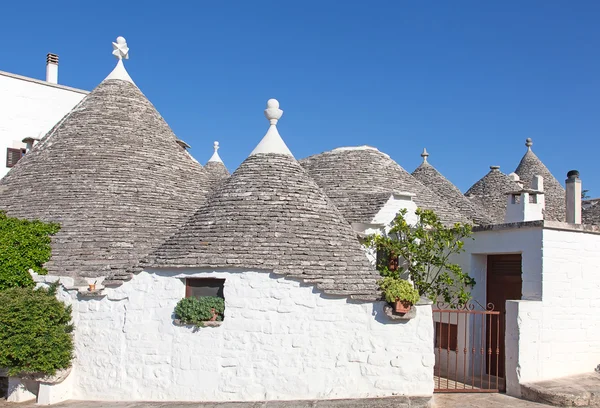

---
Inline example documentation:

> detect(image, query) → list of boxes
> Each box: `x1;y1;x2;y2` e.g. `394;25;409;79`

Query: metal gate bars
433;303;503;393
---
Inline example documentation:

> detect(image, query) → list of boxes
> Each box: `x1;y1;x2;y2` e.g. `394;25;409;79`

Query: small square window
185;278;225;299
6;148;25;168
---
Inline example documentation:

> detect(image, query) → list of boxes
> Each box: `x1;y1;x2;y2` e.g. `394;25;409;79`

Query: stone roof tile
299;147;470;225
0;78;210;282
465;166;521;224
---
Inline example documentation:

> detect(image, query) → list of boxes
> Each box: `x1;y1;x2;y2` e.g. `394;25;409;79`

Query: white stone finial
250;99;293;157
208;141;223;163
421;148;429;163
525;138;533;150
112;36;129;60
104;36;135;85
264;99;283;125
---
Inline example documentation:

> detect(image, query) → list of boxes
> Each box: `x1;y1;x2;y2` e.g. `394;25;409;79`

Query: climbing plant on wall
365;208;475;308
0;211;60;290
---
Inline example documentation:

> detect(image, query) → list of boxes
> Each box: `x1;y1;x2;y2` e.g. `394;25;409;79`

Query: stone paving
433;393;554;407
0;394;557;408
521;372;600;407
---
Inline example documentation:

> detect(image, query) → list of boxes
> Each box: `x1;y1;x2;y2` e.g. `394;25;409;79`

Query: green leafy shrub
0;283;74;376
365;208;475;307
174;296;225;327
0;211;60;290
378;277;420;304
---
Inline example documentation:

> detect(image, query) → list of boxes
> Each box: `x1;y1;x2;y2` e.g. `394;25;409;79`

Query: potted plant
378;277;420;314
174;296;225;327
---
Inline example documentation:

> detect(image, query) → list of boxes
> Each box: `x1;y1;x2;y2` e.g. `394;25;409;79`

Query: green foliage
365;208;475;308
174;296;225;327
582;189;591;200
378;276;420;304
0;211;60;290
0;283;74;376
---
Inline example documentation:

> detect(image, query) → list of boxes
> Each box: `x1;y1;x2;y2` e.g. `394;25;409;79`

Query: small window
435;322;458;351
6;148;25;168
185;278;225;299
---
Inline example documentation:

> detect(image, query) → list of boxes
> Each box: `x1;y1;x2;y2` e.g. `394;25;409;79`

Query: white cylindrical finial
112;36;130;60
525;138;533;150
421;148;429;163
264;99;283;125
213;141;219;152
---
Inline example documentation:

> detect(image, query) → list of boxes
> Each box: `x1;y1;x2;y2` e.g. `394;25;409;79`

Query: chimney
504;176;545;223
565;170;582;224
46;53;59;84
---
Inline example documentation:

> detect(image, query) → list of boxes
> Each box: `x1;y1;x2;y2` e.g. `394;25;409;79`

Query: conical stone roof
412;150;492;225
0;43;210;284
204;141;230;190
515;138;565;221
299;146;469;225
148;100;381;301
465;166;521;224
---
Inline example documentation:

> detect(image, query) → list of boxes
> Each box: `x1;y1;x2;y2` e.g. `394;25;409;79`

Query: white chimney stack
565;170;582;224
46;53;59;84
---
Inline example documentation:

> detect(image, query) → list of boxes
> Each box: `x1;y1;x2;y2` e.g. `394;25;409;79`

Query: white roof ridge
250;99;293;157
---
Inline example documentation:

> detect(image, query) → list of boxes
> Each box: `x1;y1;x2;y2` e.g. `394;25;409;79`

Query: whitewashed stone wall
51;269;433;402
0;72;87;178
537;228;600;379
454;224;600;395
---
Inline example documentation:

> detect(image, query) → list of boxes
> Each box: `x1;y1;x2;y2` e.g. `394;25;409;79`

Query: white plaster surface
7;377;37;402
0;72;87;178
103;60;135;85
49;270;433;401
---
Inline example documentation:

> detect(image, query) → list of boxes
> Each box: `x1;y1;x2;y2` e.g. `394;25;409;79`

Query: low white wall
536;228;600;379
55;269;433;401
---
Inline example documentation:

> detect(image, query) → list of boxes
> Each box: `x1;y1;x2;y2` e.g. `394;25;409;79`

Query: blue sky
3;1;600;195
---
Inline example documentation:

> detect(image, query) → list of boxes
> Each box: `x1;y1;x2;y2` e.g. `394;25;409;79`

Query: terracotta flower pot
88;284;96;292
209;308;218;321
393;300;412;314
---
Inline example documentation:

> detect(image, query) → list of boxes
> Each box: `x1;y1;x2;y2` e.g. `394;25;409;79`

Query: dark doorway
486;254;523;385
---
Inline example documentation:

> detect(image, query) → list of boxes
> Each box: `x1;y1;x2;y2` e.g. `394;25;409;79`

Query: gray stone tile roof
514;140;565;221
583;202;600;225
299;147;470;225
325;192;393;224
204;161;230;190
146;153;382;301
412;161;492;225
465;166;521;224
0;79;210;283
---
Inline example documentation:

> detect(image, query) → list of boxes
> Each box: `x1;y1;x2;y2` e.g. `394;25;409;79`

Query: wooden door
486;254;522;381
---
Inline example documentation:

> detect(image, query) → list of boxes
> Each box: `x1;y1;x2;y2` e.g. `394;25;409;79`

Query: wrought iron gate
433;303;503;393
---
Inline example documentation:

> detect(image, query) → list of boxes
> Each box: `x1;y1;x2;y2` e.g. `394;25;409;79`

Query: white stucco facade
0;71;87;178
453;222;600;396
26;269;434;404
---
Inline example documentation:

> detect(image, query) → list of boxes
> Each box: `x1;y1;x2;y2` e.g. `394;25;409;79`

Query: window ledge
173;319;222;328
383;304;417;321
77;289;106;298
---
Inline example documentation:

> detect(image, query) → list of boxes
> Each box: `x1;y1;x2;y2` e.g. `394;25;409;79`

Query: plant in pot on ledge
174;296;225;328
378;276;420;314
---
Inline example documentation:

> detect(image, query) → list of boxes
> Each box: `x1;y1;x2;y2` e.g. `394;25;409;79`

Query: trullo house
0;37;434;405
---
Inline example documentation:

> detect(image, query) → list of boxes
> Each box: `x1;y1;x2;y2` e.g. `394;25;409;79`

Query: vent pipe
565;170;582;224
46;53;59;84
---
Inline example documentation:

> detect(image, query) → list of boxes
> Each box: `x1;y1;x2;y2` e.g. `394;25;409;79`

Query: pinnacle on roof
204;141;230;189
148;99;381;301
514;138;565;221
249;99;293;157
0;36;210;285
104;36;134;84
299;147;469;225
421;148;429;164
465;166;521;224
412;149;492;225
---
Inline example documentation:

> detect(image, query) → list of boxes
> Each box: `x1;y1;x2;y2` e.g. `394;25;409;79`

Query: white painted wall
39;269;434;402
0;72;87;178
454;225;600;395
